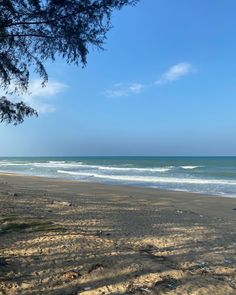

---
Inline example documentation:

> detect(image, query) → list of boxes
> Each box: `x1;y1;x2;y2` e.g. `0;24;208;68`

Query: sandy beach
0;173;235;295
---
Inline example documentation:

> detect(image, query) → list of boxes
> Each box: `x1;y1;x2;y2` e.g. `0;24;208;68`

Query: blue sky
1;0;236;156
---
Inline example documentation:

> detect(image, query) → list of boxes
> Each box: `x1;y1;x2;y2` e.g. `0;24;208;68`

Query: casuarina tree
0;0;138;125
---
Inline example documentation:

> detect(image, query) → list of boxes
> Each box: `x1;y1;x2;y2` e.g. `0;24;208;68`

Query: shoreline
0;172;236;294
1;171;236;200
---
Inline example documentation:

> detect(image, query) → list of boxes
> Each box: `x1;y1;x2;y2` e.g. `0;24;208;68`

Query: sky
1;0;236;156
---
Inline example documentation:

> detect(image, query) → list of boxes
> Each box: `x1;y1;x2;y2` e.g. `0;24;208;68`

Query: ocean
0;157;236;197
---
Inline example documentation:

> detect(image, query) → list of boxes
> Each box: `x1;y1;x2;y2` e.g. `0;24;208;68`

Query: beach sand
0;173;235;295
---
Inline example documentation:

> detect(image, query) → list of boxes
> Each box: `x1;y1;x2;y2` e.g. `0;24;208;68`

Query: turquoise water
1;157;236;197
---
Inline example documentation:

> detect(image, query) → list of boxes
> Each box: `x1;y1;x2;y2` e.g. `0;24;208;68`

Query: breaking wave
57;170;236;185
180;166;203;169
1;157;236;197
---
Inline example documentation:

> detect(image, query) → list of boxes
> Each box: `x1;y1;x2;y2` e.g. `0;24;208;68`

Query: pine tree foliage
0;0;138;124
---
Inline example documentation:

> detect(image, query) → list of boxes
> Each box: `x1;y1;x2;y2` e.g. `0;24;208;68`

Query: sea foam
180;166;203;169
57;170;236;185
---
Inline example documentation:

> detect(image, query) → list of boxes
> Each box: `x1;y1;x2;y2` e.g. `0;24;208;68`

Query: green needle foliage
0;0;138;124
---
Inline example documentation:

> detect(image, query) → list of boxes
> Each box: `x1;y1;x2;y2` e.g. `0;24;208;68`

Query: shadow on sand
0;176;236;294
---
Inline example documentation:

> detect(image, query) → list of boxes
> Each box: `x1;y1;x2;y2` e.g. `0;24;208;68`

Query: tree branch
3;11;82;28
1;34;64;39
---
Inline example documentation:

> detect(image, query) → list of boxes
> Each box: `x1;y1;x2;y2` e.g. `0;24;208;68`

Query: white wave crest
49;161;66;164
97;166;172;172
32;162;83;168
0;162;31;166
57;170;236;185
30;162;172;172
180;166;203;169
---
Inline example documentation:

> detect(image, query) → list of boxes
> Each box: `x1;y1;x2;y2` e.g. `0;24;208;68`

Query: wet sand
0;173;236;294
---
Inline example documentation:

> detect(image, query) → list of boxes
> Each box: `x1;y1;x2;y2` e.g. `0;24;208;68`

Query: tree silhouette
0;0;138;124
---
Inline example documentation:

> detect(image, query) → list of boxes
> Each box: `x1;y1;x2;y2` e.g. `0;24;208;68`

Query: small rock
232;208;236;211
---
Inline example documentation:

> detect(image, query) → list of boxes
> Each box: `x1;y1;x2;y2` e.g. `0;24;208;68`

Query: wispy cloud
156;62;195;85
1;79;68;113
105;83;144;98
105;62;196;98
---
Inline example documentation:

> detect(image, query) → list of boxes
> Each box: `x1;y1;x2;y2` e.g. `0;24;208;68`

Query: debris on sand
62;270;81;281
88;263;105;274
8;192;18;197
52;200;72;206
154;276;179;291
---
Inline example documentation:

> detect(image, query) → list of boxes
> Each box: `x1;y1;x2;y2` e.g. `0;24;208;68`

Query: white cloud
128;83;144;93
1;79;68;113
156;62;195;85
105;62;196;98
105;83;144;98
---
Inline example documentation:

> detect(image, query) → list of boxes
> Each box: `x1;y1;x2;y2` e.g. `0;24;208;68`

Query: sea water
0;156;236;197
